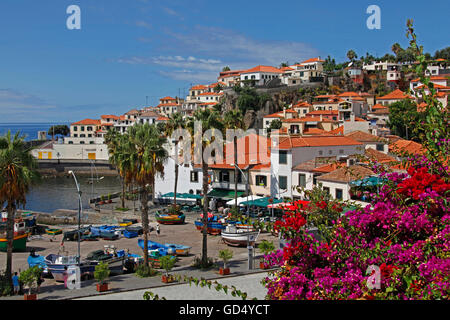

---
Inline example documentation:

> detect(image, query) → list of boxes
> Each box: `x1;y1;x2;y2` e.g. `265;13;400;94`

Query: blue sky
0;0;448;123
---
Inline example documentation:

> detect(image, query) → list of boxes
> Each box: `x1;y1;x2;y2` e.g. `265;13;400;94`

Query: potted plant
19;266;42;300
258;240;275;269
99;195;106;205
107;194;112;204
94;261;110;292
160;255;177;283
218;249;233;275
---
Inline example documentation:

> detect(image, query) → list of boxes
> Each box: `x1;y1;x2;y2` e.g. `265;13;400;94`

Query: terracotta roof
277;136;362;150
389;139;424;155
293;101;312;108
160;96;176;100
198;92;224;96
157;116;170;121
370;108;389;114
125;109;140;115
264;112;283;118
190;85;207;90
307;110;339;115
241;65;283;74
312;98;345;104
157;103;180;107
415;83;450;90
303;128;327;135
283;117;321;123
315;94;337;99
301;57;325;64
338;91;360;97
208;82;226;88
328;126;344;135
140;111;160;117
411;75;449;82
377;89;413;100
316;165;374;183
250;163;271;171
281;67;294;72
293;158;335;171
345;130;383;143
101;115;119;120
365;148;396;164
71;119;101;125
284;108;298;113
313;162;345;173
371;104;386;110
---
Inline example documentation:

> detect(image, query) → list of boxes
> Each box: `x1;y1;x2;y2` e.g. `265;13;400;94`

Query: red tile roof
301;57;325;64
345;130;383;142
101;115;119;120
389;139;424;155
263;112;283;118
377;89;413;100
316;165;374;183
71;119;101;125
241;65;283;74
277;136;362;150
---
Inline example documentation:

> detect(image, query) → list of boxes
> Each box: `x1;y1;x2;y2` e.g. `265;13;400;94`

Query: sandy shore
1;209;279;291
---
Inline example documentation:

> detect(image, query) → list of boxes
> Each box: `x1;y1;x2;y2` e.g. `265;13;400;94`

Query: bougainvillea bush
263;157;449;300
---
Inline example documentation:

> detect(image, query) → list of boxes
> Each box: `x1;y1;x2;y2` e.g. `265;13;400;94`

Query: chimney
283;107;286;118
320;114;323;122
350;113;355;122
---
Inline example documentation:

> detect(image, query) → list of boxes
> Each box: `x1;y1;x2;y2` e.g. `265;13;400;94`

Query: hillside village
31;53;449;206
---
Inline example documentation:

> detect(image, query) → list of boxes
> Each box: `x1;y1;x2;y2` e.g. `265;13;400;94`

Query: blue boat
27;253;50;277
90;225;122;239
165;243;191;256
123;229;138;238
194;218;226;235
137;239;176;267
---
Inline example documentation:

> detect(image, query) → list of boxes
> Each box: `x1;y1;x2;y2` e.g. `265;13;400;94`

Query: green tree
346;49;357;62
224;109;246;210
105;129;129;208
387;99;423;140
127;124;168;267
164;112;185;206
434;47;450;60
187;109;224;266
47;125;70;141
222;66;231;72
0;131;40;284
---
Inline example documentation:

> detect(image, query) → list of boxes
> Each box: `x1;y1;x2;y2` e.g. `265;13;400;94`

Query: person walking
12;272;20;295
156;223;160;237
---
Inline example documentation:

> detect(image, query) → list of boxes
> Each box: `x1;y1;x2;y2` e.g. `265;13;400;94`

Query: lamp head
68;170;73;174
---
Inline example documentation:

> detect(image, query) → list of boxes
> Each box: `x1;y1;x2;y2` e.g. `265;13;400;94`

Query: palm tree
223;109;246;210
0;131;40;284
391;43;403;57
126;123;168;267
187;109;224;266
346;50;357;62
164;113;185;207
104;129;129;209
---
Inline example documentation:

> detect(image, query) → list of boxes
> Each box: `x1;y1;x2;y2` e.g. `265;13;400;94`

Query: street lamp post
233;164;253;270
68;170;82;266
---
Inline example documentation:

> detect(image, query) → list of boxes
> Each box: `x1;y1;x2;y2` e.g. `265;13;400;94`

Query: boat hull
155;213;185;225
0;233;28;252
221;231;259;247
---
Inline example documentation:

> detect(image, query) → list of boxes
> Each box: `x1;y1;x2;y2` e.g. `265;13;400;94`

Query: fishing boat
90;225;122;239
137;239;177;267
221;225;260;247
123;229;138;238
165;243;191;256
85;247;125;275
0;233;28;252
27;252;51;277
21;212;36;228
46;228;63;236
63;226;91;241
119;221;132;227
45;254;97;281
122;218;138;224
0;220;29;252
125;225;143;235
194;217;226;235
155;212;185;225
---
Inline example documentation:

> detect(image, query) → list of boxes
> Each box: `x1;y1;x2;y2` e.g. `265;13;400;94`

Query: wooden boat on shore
0;220;29;252
194;218;226;235
85;249;125;275
155;212;185;225
46;228;62;236
0;233;28;252
221;225;260;247
63;226;91;241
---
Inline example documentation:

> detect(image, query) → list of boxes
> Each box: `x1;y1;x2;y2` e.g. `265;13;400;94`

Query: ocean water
0;122;71;141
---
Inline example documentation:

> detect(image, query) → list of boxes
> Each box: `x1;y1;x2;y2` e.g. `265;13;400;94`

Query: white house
240;66;282;87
